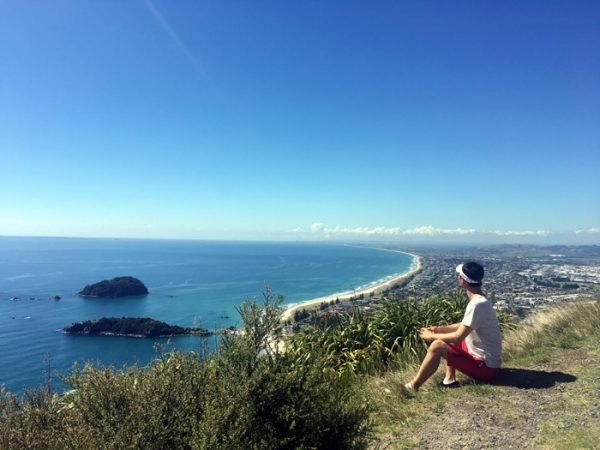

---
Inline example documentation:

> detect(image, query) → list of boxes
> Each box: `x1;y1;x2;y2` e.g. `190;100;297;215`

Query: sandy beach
280;252;422;322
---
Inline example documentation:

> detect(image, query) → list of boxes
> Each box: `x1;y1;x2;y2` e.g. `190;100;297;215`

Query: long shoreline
280;252;422;322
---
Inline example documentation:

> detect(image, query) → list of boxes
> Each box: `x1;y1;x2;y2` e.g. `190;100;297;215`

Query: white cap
456;264;482;284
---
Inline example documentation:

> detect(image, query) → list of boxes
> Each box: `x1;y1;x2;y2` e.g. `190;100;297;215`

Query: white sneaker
441;379;459;388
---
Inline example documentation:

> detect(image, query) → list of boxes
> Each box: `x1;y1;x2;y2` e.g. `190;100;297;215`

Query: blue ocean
0;237;414;393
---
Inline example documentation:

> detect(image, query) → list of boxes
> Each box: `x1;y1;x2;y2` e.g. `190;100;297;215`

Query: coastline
280;252;422;322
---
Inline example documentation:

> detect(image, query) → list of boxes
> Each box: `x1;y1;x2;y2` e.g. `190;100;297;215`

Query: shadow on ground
487;367;577;389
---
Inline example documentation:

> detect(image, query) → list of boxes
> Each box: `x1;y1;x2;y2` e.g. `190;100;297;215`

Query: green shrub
0;385;66;449
0;286;370;450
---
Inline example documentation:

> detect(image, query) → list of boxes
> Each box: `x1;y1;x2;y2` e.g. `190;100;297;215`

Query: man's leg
408;340;449;390
445;363;456;383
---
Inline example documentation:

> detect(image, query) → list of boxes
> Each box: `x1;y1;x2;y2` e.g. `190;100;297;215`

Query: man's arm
420;323;472;343
427;323;461;334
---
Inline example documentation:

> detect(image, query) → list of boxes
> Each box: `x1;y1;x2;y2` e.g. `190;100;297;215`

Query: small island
78;276;149;297
62;317;214;338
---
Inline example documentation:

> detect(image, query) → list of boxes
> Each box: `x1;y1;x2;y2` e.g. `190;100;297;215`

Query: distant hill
62;317;212;338
78;276;149;298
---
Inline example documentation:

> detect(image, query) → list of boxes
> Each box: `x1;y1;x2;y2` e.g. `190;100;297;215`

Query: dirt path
377;342;600;449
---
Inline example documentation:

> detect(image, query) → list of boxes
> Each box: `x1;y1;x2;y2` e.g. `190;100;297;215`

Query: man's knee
428;339;449;357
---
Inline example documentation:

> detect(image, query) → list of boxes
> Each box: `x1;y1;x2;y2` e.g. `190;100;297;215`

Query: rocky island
78;276;149;297
62;317;214;338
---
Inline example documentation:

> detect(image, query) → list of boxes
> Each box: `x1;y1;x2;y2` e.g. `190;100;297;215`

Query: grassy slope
365;300;600;449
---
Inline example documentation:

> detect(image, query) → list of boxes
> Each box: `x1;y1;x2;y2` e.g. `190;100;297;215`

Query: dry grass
502;300;600;363
364;362;452;432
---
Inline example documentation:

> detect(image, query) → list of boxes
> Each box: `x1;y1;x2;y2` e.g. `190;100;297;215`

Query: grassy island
78;276;149;297
62;317;213;338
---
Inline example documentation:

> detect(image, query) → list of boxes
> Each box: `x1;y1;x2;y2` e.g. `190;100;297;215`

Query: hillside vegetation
1;286;599;449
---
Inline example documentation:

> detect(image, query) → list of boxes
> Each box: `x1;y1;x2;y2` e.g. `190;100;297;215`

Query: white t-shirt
461;295;502;368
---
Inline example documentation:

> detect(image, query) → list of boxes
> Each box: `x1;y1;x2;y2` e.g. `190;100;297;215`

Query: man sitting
406;262;502;391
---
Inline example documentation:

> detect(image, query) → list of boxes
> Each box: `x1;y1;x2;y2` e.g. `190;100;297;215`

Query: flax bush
287;291;512;376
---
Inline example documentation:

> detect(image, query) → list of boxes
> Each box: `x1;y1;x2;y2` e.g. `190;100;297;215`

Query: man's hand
419;324;472;344
420;327;436;341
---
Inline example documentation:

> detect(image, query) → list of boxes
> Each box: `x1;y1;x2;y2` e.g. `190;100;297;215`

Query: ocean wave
4;274;34;281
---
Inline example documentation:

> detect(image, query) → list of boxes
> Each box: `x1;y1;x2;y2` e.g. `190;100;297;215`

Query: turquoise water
0;237;414;393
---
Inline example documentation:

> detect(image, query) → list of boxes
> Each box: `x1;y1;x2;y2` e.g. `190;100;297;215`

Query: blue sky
1;1;599;244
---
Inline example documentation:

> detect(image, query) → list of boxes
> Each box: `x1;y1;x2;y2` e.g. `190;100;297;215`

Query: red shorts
446;341;500;381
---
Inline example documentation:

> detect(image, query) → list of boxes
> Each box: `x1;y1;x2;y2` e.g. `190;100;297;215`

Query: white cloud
287;224;600;244
310;222;326;232
293;224;479;236
490;229;549;236
575;228;600;234
401;226;476;235
290;224;556;238
305;225;400;235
